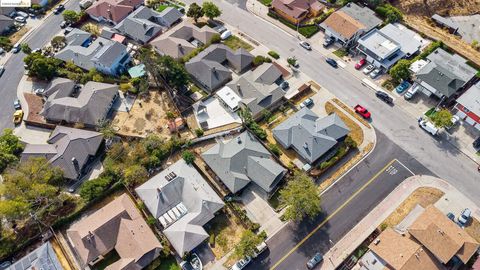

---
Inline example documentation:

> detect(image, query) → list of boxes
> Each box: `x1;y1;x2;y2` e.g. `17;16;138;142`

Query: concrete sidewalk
319;175;480;270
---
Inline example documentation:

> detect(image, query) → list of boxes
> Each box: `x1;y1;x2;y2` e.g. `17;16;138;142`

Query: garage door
456;111;467;119
465;116;476;125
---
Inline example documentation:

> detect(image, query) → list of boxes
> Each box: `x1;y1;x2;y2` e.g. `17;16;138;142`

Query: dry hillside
390;0;480;66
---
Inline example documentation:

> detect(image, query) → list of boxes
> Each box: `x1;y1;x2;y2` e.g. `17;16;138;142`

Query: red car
355;59;366;70
354;104;371;119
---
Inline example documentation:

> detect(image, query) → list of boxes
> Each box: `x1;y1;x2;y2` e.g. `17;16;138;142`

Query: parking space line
270;159;397;270
337;60;347;68
394;159;415;176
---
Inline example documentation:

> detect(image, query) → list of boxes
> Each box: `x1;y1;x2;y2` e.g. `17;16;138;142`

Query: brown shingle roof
86;0;143;24
321;10;365;39
369;228;445;270
67;194;162;269
408;205;479;264
271;0;323;20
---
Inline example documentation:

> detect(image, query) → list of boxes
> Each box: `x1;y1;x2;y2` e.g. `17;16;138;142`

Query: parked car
14;16;26;23
32;48;42;53
395;81;411;94
11;43;21;53
375;91;393;104
473;137;480;149
53;4;64;14
16;11;29;18
362;64;375;75
323;36;334;48
458;208;472;225
13;99;21;110
404;84;420;100
64;27;73;35
60;21;70;28
180;253;202;270
213;25;227;33
300;98;313;108
355;58;366;70
231;256;251;270
418;117;438;136
325;58;337;68
369;68;382;79
354;104;371;119
34;88;45;96
306;252;323;269
0;48;4;55
280;81;289;90
0;261;11;270
13;110;24;125
253;242;268;258
220;30;232;40
0;66;4;77
299;41;312;50
446;212;455;221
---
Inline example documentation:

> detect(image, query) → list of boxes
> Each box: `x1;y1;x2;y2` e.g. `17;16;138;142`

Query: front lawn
333;48;348;58
155;256;180;270
298;25;320;38
223;35;254;51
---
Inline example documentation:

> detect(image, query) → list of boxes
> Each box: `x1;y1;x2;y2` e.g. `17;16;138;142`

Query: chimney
303;142;308;149
143;23;147;29
237;136;242;144
211;67;216;73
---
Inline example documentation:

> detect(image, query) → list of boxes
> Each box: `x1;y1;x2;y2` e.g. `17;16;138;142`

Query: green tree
79;177;112;201
389;59;411;82
0;129;24;173
62;10;80;23
0;36;12;51
123;164;148;187
29;56;60;80
375;4;402;23
51;36;66;48
234;230;262;259
430;109;453;128
21;43;31;54
187;3;204;23
280;172;321;221
202;2;221;20
182;150;195;164
157;55;190;89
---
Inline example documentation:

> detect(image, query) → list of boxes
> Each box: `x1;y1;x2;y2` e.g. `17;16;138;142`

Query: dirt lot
392;0;480;66
112;91;191;139
381;187;445;228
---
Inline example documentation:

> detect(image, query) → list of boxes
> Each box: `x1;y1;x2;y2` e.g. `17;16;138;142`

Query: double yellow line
270;159;397;270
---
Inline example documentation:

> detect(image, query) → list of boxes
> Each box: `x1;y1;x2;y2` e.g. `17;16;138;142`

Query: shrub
268;50;280;59
268;143;282;157
210;34;221;44
182;150;195;164
79;176;114;202
147;216;156;225
250;222;261;232
298;25;319;38
314;8;334;24
194;128;204;137
253;55;267;66
375;4;402;23
209;234;215;247
259;230;267;240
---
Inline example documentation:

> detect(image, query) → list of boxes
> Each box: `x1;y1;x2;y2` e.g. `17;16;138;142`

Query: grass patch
298;25;319;38
381;79;396;91
155;256;180;270
381;187;444;228
325;101;364;146
206;212;247;259
156;4;180;12
223;35;254;51
333;48;348;58
424;107;436;118
267;188;284;211
258;0;272;5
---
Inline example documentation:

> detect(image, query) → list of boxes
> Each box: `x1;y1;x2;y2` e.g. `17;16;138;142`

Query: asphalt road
246;131;433;270
0;0;80;131
180;0;480;204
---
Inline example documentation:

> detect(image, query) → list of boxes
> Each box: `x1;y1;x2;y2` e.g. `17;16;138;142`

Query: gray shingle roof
456;82;480;119
202;131;286;193
55;28;129;73
273;108;349;164
21;126;103;180
158;7;183;27
186;44;253;91
416;48;477;98
135;159;224;255
40;78;119;126
6;242;63;270
151;21;217;59
341;2;381;31
0;14;13;33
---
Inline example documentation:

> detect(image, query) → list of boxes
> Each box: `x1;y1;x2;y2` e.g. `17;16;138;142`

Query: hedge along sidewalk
266;11;319;38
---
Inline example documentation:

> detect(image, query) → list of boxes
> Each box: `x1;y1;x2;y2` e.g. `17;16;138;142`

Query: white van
418;118;439;136
220;30;232;40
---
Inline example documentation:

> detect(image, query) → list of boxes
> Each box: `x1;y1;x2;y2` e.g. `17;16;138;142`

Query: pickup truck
354;104;371;119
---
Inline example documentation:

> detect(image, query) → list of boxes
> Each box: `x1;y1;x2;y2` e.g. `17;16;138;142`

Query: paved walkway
319;175;480;270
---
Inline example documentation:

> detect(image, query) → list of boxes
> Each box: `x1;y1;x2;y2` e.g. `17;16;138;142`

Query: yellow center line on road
270;159;398;270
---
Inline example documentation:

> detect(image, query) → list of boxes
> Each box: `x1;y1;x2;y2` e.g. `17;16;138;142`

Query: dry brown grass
318;142;374;193
465;218;480;243
332;98;371;129
9;27;30;44
325;101;364;146
381;187;444;228
51;239;73;270
206;212;246;261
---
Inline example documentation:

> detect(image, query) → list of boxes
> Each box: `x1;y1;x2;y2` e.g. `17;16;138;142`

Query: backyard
223;35;254;51
205;211;247;261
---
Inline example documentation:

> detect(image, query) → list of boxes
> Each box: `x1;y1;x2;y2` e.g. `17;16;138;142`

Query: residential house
320;3;381;47
202;131;287;194
150;21;217;59
55;28;131;75
86;0;143;24
40;78;119;127
0;7;15;16
192;97;242;131
431;14;459;34
185;44;254;92
273;108;350;164
359;228;445;270
113;6;182;44
215;63;285;119
270;0;325;24
67;194;162;269
0;14;13;34
455;82;480;131
21;126;103;180
136;159;224;255
412;48;477;99
5;242;64;270
356;23;426;70
408;205;479;265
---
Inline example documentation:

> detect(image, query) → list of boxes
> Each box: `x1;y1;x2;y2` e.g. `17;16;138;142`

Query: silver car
369;68;382;79
362;64;375;75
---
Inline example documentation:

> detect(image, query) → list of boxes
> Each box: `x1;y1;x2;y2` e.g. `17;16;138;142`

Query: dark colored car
53;4;64;14
325;58;337;68
375;91;393;104
473;137;480;149
306;253;323;269
323;36;334;48
446;212;455;221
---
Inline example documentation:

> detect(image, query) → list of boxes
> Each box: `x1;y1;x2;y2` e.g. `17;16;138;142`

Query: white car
300;98;313;108
220;30;232;40
404;84;419;100
418;117;438;136
231;256;251;270
369;68;382;79
362;64;375;75
299;41;311;50
14;16;26;23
